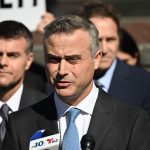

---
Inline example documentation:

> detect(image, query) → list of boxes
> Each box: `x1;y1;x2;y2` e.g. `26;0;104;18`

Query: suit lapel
19;85;46;110
28;95;58;138
109;59;130;100
30;94;59;135
87;88;114;148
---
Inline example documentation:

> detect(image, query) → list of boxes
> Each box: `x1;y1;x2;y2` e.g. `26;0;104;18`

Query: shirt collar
0;84;23;112
54;82;99;119
97;59;117;92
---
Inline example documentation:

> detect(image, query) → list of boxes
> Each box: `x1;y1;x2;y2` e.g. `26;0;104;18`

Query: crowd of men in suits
1;1;150;150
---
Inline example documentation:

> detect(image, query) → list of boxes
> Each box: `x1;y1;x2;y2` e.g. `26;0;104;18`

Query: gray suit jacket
2;88;150;150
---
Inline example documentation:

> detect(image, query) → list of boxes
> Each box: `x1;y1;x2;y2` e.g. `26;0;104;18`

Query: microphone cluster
29;129;60;150
29;130;95;150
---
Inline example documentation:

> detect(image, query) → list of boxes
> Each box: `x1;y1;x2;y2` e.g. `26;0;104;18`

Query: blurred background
46;0;150;17
1;0;149;71
33;0;150;71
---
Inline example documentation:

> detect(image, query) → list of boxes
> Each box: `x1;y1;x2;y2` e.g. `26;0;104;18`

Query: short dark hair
119;28;141;66
78;2;120;31
43;15;100;57
0;20;33;53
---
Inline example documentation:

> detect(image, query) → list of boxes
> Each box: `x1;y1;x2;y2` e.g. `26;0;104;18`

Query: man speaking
2;15;150;150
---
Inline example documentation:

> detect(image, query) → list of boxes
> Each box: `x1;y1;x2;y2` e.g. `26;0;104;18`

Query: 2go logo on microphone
29;133;60;150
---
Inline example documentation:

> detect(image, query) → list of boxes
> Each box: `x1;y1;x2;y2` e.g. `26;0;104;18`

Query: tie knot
94;80;104;88
67;108;80;123
0;104;9;121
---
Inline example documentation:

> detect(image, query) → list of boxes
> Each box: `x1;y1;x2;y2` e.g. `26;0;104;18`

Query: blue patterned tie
0;104;9;148
62;108;80;150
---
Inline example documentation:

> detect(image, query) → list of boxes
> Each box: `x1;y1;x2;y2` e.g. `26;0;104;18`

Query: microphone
30;129;46;141
29;129;60;150
81;134;95;150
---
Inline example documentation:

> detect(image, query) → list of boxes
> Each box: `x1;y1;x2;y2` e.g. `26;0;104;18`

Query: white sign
0;0;46;31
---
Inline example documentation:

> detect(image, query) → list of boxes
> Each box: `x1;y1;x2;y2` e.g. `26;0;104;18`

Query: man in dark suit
0;20;47;148
18;85;47;110
24;62;50;95
79;2;150;114
0;20;47;108
108;59;150;110
2;15;150;150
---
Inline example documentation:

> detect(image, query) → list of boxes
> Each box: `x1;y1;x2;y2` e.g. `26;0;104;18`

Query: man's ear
25;52;34;70
94;50;102;70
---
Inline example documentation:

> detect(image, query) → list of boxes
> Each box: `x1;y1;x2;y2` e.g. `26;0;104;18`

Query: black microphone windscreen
81;134;95;150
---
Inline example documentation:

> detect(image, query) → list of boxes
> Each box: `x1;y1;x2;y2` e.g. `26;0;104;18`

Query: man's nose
58;59;69;75
0;55;8;66
101;41;108;53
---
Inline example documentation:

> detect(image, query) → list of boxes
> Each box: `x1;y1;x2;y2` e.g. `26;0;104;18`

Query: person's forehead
46;29;90;50
46;29;89;46
0;38;27;52
90;17;118;38
90;17;117;29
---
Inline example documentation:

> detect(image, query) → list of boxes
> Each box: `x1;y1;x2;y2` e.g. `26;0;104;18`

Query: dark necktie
62;108;80;150
0;104;9;147
94;80;104;89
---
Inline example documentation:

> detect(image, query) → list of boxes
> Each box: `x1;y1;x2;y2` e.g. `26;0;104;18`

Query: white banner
0;0;46;31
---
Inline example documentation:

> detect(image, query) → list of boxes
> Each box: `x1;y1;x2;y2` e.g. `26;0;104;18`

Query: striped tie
0;104;9;148
62;108;80;150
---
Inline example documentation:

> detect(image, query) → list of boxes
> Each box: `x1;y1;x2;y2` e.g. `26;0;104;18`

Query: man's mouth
55;81;71;87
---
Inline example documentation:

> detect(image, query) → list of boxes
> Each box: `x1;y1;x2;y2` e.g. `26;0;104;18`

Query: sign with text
0;0;46;31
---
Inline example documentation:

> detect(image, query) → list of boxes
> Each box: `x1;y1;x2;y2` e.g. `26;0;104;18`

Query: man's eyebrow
8;51;20;54
47;54;81;59
47;53;60;58
0;51;20;55
64;54;81;59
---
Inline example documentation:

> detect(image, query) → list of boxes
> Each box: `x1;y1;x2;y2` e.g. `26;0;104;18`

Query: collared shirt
96;59;117;92
0;84;23;123
54;82;99;143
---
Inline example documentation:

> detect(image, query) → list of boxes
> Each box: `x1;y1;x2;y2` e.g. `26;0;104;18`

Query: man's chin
94;63;111;79
55;88;71;96
99;62;111;70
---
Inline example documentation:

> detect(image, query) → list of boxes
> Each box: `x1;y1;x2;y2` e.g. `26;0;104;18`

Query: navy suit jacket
2;88;150;150
108;59;150;113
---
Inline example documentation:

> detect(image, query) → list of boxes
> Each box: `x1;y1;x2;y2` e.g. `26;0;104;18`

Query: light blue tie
62;108;80;150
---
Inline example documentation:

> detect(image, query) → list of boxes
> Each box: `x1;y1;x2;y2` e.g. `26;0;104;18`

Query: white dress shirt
0;84;23;123
54;82;99;144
